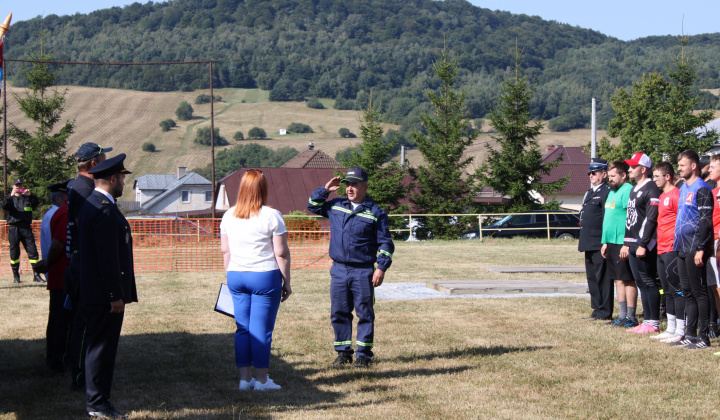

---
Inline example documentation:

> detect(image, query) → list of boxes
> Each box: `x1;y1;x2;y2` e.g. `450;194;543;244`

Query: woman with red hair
220;169;292;391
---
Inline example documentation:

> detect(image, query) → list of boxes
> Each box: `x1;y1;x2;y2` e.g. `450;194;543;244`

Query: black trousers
585;250;613;319
77;303;124;412
678;252;710;342
8;224;39;264
65;257;88;388
628;247;661;321
658;252;684;319
47;289;72;371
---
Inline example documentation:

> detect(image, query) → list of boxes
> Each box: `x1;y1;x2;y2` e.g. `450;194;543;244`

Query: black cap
588;158;608;173
88;153;132;179
700;155;711;167
12;178;23;185
341;167;368;183
77;142;113;162
48;180;72;193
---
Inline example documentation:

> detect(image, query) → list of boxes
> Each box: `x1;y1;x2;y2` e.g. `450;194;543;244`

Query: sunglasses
588;171;602;176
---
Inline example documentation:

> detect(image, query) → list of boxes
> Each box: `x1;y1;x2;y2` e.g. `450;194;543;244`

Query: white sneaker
651;331;674;340
239;378;255;390
661;334;683;344
254;376;281;391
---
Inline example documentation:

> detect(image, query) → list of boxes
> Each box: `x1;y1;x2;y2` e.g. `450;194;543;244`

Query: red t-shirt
47;202;69;290
714;187;720;241
657;187;680;255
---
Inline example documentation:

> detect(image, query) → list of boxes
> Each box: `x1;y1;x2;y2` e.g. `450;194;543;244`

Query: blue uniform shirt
308;187;394;271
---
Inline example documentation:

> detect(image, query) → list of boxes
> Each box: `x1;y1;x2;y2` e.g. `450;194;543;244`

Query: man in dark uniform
308;167;394;368
65;142;111;392
76;154;136;418
2;178;44;283
579;158;612;320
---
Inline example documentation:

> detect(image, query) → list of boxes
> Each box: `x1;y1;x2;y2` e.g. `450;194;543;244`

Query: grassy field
2;238;720;419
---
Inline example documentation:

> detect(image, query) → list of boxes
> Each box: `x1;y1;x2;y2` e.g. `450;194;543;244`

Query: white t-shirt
220;205;287;272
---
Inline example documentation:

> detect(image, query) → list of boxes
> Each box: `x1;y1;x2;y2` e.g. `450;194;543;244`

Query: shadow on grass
0;283;47;291
0;334;535;419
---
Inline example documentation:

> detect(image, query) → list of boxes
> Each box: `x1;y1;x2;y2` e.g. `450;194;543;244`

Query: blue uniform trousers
330;262;375;360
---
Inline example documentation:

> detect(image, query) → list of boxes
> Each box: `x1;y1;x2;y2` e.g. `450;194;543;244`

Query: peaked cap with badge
88;153;132;179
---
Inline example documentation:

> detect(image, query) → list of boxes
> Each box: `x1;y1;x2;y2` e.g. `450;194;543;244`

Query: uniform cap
624;152;652;168
48;179;72;193
88;153;131;179
588;158;608;173
341;167;368;183
77;142;113;162
700;155;711;167
12;178;23;185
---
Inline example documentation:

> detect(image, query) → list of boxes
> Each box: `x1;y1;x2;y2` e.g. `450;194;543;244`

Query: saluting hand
325;177;342;192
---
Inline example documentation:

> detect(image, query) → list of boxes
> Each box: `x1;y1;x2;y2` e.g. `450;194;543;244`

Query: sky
4;1;720;41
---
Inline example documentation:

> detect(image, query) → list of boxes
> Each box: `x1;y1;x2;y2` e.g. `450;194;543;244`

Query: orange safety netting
0;218;331;276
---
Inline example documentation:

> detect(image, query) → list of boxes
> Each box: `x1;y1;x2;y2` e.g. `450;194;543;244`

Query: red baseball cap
624;152;652;168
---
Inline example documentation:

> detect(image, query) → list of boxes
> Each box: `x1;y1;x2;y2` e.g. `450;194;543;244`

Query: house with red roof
533;145;592;211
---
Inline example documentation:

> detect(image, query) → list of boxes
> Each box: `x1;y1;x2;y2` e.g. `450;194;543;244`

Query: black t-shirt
624;178;661;250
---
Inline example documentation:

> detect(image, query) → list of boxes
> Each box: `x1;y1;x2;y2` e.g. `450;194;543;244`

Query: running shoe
631;323;660;334
651;331;675;340
238;378;255;390
671;336;695;347
254;376;281;391
709;329;720;340
606;317;625;327
626;321;646;332
622;318;639;328
684;340;711;350
661;334;683;344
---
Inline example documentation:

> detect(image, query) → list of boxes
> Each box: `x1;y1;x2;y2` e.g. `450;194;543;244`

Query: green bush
175;101;194;121
248;127;267;139
195;94;223;104
142;142;157;152
338;127;356;138
159;119;176;132
307;98;325;109
233;131;244;141
194;126;229;146
287;122;314;133
548;113;584;132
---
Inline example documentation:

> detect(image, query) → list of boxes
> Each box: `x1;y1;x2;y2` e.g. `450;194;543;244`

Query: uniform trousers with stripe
8;224;39;265
330;262;375;360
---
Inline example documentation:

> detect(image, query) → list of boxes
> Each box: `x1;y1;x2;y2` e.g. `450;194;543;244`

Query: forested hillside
4;0;720;131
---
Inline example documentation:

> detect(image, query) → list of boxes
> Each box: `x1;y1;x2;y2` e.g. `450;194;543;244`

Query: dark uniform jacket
307;187;394;271
578;182;610;252
2;193;40;225
66;174;95;257
77;190;137;305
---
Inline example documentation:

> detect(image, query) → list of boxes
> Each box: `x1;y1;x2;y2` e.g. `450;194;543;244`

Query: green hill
4;0;718;133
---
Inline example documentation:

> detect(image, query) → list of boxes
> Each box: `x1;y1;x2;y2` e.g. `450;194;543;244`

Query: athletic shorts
708;239;719;287
606;243;634;281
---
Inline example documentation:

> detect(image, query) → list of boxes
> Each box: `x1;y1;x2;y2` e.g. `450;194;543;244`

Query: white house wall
147;185;213;214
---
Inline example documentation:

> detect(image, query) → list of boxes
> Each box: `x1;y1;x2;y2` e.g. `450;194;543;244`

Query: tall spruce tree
8;47;74;212
478;53;567;212
598;39;718;163
338;98;409;215
410;47;479;239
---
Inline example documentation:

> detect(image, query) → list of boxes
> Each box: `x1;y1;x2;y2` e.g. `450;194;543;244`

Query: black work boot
30;264;46;283
331;353;353;368
11;264;20;283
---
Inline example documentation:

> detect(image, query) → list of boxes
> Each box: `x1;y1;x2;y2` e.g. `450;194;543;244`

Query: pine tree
338;98;409;214
8;46;74;212
478;53;567;212
410;47;478;239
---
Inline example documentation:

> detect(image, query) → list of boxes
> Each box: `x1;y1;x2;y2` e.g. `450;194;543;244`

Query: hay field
3;238;720;419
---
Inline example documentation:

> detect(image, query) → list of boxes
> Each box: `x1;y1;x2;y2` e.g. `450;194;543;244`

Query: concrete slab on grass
375;282;590;301
483;266;585;273
426;279;589;295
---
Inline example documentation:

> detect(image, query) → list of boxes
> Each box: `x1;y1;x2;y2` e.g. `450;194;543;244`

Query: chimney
177;166;187;179
308;142;314;150
546;145;556;153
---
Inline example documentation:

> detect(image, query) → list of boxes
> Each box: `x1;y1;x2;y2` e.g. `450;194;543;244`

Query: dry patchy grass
2;239;720;419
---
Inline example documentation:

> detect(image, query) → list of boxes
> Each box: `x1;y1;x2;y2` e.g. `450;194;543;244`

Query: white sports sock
665;314;676;334
675;318;686;336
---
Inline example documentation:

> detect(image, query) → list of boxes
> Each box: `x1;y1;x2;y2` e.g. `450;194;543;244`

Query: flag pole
1;13;11;196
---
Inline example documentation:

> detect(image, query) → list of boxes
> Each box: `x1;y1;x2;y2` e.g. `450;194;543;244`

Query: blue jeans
227;270;282;368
